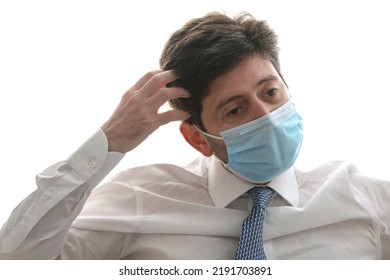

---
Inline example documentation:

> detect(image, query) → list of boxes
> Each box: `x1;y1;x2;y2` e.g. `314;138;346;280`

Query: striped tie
235;186;275;260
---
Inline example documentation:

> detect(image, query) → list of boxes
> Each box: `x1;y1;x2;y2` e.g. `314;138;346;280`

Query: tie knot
248;187;274;208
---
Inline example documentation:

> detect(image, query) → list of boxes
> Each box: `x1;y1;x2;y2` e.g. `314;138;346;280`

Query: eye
227;107;241;117
266;88;278;97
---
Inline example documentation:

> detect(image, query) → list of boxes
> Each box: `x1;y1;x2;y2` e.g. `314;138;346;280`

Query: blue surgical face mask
199;99;303;183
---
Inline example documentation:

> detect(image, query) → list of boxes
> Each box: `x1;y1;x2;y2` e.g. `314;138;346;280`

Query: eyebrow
213;74;279;114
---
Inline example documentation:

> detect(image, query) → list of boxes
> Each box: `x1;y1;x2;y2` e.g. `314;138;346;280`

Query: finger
133;69;163;90
139;70;179;97
150;86;191;108
157;109;191;126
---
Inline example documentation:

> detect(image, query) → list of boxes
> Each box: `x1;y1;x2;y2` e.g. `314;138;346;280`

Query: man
0;12;389;260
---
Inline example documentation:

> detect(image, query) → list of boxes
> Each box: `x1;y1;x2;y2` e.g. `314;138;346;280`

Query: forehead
202;55;279;107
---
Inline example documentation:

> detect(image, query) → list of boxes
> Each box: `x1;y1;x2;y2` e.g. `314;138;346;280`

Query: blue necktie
235;186;275;260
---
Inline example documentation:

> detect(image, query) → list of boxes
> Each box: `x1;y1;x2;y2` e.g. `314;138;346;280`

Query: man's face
200;55;290;162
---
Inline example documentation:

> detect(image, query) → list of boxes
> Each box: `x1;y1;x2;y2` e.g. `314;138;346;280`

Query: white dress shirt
0;129;389;259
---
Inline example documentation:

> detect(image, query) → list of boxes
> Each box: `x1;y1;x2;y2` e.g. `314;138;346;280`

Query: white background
0;0;389;225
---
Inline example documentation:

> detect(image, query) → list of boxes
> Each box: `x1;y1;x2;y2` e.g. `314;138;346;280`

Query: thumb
158;110;191;126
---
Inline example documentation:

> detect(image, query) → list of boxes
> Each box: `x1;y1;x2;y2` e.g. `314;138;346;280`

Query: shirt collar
208;156;300;208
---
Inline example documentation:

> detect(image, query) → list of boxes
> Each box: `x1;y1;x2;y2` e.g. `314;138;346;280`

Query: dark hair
160;12;281;130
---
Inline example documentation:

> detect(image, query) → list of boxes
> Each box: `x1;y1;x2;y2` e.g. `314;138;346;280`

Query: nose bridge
252;97;270;118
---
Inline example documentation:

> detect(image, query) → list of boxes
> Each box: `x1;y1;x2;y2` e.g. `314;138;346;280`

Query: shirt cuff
66;129;124;181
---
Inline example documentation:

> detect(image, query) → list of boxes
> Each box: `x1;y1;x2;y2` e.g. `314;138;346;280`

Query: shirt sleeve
0;129;124;259
349;172;390;259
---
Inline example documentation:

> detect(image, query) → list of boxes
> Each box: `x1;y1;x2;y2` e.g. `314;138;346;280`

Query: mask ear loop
193;126;224;140
193;126;230;166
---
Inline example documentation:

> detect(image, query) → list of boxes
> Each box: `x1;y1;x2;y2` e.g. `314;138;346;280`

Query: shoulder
112;156;211;186
87;156;212;204
295;160;390;198
296;160;389;185
294;160;359;185
73;157;217;233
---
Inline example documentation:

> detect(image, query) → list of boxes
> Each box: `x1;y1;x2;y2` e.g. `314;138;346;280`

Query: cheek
207;137;229;163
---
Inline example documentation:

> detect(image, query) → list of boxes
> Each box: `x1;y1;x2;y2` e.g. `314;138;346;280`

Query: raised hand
101;70;190;153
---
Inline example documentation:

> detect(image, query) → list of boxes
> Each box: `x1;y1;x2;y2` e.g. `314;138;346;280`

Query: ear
179;123;213;157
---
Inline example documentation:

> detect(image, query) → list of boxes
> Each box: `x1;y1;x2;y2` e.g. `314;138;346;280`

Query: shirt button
88;159;96;168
